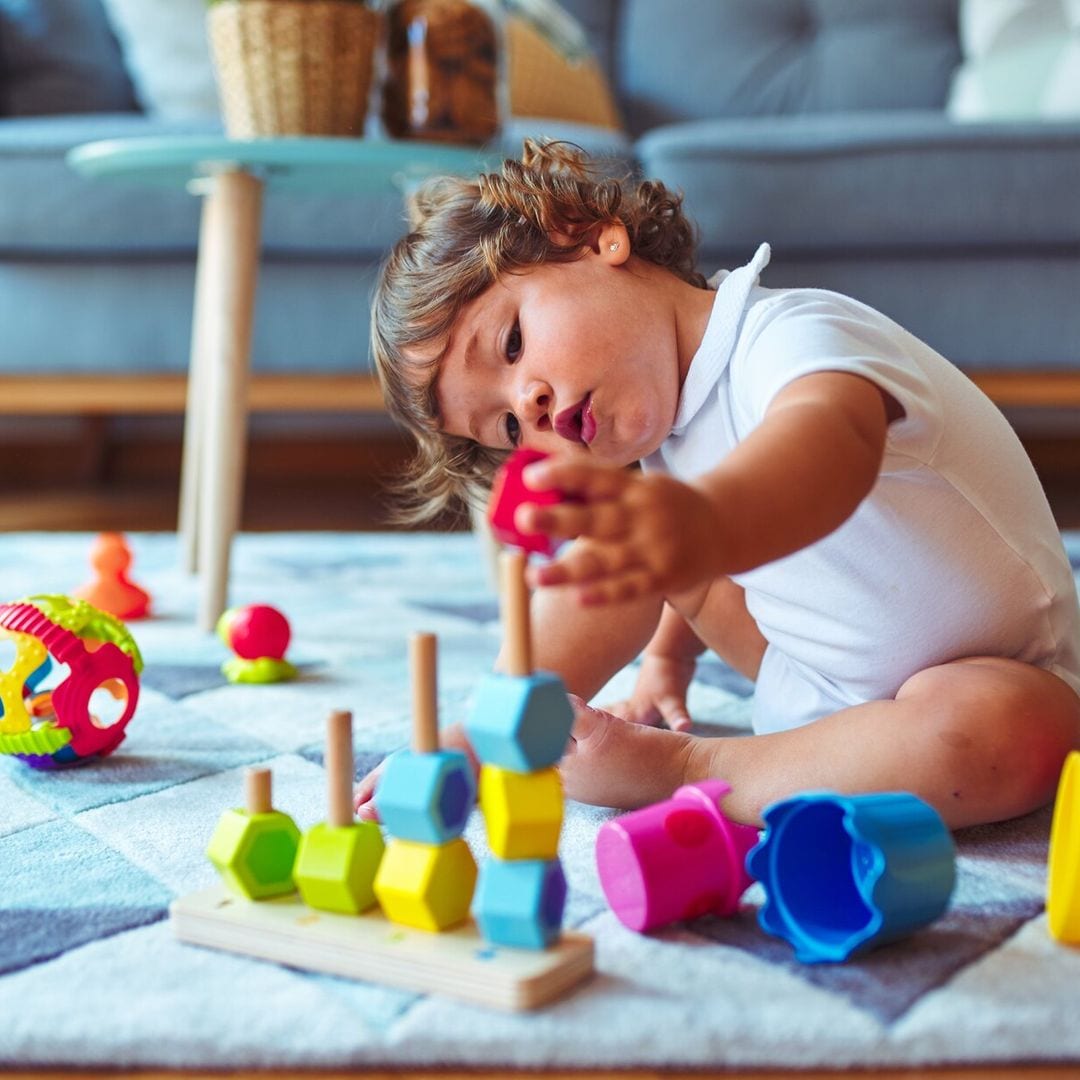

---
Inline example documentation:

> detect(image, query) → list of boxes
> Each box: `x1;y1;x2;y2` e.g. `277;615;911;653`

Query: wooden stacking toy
207;766;301;900
294;710;385;915
596;780;758;932
468;550;572;950
1048;749;1080;945
176;625;595;1009
373;632;478;931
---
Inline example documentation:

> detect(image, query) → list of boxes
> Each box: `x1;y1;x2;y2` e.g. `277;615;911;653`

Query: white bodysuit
643;244;1080;734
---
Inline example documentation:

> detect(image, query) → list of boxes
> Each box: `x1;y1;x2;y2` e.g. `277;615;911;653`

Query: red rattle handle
488;448;566;556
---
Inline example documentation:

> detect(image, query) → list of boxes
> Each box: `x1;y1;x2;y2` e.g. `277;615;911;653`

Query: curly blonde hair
371;138;706;524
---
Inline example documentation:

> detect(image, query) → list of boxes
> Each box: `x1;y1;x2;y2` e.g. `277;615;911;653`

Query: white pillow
100;0;219;119
948;0;1080;120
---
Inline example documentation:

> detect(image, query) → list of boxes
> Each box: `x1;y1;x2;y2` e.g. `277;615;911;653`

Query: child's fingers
524;459;629;501
577;568;657;606
530;541;641;588
656;695;692;732
517;498;627;541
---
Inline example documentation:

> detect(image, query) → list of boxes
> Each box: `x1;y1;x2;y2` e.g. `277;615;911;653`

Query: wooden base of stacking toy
170;885;594;1011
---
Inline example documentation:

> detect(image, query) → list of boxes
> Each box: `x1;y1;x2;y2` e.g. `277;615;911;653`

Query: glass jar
380;0;503;145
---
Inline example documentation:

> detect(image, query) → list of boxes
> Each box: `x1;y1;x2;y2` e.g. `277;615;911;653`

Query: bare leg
559;656;1080;829
524;582;664;699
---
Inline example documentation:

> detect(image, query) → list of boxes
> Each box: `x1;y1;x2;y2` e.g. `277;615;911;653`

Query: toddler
357;139;1080;829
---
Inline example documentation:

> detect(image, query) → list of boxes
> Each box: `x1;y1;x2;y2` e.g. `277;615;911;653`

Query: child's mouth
555;393;596;446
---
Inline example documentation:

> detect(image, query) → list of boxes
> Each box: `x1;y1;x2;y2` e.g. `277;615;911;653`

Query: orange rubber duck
74;533;151;621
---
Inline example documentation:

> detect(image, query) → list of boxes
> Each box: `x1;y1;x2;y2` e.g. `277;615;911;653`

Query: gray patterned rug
2;531;1079;1071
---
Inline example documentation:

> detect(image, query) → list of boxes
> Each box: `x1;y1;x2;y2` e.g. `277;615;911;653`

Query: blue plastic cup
746;791;956;963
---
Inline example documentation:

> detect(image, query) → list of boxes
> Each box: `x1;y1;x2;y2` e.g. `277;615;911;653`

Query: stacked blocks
207;767;301;900
294;710;384;915
374;632;478;931
467;550;573;950
595;780;758;932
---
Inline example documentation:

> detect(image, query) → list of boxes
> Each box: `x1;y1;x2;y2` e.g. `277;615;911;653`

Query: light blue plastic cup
746;791;956;963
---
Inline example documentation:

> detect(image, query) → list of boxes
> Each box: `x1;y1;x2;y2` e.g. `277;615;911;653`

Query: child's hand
604;653;695;732
518;460;724;604
353;720;478;821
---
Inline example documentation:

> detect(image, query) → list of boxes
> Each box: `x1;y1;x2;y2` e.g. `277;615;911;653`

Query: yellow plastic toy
480;765;563;860
1048;749;1080;944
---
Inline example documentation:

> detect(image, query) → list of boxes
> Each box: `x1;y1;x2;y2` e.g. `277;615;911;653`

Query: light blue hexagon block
374;749;476;844
465;672;573;771
473;858;567;950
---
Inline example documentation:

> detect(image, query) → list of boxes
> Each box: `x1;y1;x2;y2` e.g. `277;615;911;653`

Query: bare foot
560;695;697;810
354;720;479;821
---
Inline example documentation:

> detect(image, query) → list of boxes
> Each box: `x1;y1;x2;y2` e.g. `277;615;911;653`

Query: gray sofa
2;0;1079;419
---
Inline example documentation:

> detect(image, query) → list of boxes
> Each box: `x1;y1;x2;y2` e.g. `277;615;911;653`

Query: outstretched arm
519;371;893;605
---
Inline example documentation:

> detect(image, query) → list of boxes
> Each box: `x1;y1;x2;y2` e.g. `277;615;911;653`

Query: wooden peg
411;632;439;754
245;766;272;814
501;550;531;677
325;710;355;828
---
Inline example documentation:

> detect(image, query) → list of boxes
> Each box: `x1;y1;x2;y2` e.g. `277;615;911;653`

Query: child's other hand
353;720;478;821
603;653;695;732
518;460;723;604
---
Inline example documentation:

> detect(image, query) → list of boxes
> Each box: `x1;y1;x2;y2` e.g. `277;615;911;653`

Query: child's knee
900;657;1080;814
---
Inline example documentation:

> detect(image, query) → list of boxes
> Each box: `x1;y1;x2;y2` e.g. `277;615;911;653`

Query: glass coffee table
68;136;488;631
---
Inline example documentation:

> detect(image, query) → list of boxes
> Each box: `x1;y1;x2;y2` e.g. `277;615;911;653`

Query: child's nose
518;382;552;430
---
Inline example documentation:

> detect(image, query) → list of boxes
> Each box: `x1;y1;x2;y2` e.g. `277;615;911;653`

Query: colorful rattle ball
216;604;297;684
0;594;143;769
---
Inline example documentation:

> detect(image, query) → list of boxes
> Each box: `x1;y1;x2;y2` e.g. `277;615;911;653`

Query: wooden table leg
195;170;263;632
178;184;222;576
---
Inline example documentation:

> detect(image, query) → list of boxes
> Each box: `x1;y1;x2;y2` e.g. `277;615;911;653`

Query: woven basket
208;0;379;138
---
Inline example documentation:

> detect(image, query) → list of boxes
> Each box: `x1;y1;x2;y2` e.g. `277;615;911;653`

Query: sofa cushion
0;113;631;257
637;110;1080;253
0;0;137;116
615;0;961;136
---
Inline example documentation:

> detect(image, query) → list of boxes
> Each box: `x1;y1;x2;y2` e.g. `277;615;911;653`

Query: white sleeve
727;291;946;475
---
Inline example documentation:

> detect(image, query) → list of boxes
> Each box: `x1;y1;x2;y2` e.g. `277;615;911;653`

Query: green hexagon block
294;821;386;915
207;807;300;900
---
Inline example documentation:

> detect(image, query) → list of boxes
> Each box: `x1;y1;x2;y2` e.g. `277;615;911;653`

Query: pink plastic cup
595;780;758;932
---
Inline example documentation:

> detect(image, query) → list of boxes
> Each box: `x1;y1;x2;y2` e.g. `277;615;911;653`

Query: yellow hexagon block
373;837;477;932
206;808;300;900
479;765;563;860
294;821;385;915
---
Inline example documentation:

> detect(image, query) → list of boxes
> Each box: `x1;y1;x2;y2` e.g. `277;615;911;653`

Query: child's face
430;250;687;467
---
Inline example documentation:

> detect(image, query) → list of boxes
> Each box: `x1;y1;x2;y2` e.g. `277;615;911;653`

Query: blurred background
2;0;1079;532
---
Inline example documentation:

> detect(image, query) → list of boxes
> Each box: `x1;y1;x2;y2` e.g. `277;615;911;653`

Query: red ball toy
217;604;291;661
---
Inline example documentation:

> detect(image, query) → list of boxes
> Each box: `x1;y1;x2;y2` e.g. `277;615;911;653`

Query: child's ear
597;222;631;265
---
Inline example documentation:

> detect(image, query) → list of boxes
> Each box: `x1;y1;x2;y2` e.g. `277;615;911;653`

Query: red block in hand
488;448;564;556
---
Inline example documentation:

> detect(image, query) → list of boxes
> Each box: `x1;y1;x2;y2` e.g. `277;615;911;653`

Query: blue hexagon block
374;748;476;844
465;672;573;771
473;857;567;950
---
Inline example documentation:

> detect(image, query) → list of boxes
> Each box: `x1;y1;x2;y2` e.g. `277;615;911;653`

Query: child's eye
504;413;521;447
506;320;522;362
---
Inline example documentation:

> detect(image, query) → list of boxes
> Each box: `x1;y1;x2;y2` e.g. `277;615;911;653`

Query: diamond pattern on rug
4;819;172;975
687;893;1044;1025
